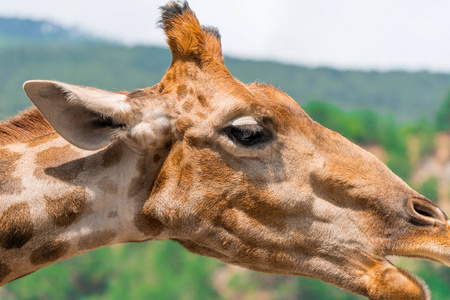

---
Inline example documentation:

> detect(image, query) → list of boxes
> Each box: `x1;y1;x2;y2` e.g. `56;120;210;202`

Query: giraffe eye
224;118;272;147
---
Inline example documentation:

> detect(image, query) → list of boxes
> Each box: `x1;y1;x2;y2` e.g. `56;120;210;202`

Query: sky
1;0;450;73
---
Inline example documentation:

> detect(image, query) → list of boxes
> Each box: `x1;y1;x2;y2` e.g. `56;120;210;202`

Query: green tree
436;91;450;131
416;176;439;202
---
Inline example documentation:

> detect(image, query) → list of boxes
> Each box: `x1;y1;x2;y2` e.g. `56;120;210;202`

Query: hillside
0;18;450;122
411;132;450;211
0;17;91;47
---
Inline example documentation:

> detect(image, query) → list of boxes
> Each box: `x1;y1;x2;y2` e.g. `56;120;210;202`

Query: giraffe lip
388;252;450;267
387;220;450;267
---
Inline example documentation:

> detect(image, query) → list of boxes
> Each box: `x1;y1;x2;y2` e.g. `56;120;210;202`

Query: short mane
0;107;55;146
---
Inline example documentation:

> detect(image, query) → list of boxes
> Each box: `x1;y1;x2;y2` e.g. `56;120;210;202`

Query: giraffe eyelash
223;123;272;147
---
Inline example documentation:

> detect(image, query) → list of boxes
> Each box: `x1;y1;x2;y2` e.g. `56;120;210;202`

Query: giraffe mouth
385;218;450;268
388;239;450;268
382;197;450;267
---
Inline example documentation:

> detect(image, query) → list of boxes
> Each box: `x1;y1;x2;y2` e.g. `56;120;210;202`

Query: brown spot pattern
177;163;193;196
171;147;184;166
0;148;23;194
97;177;118;194
127;158;152;198
186;70;198;81
108;211;118;218
0;261;11;282
163;140;173;151
195;112;207;119
198;154;233;184
163;208;184;230
182;100;194;112
101;143;123;168
177;84;188;98
0;202;33;249
175;239;228;260
128;89;146;98
34;145;85;182
45;187;88;227
78;230;117;250
220;207;240;233
30;241;70;265
153;154;161;164
194;192;236;231
158;83;166;94
186;135;202;148
197;94;207;107
235;188;287;230
175;117;193;133
194;185;286;233
134;211;164;236
151;169;168;196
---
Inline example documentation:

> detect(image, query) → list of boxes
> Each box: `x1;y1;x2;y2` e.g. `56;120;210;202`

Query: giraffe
0;2;449;299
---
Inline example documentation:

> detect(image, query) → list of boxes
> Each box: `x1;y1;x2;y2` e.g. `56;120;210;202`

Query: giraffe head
23;1;449;298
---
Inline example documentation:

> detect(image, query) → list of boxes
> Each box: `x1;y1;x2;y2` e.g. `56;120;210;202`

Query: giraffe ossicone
0;1;449;299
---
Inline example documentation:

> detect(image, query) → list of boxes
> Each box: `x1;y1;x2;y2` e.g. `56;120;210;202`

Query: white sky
1;0;450;72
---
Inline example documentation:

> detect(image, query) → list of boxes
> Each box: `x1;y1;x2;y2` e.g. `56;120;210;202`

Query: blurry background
1;0;450;299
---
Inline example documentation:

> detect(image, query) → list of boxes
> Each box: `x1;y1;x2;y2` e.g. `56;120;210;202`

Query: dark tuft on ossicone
158;1;191;29
202;26;221;41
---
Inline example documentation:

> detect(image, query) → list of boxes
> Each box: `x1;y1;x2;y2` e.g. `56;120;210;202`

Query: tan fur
0;149;23;194
34;145;85;181
101;143;124;168
108;211;118;218
0;262;11;282
0;2;448;299
45;188;88;227
27;133;58;148
30;241;70;265
204;30;224;65
0;107;54;146
78;230;117;250
134;211;164;236
127;158;153;199
162;4;206;60
0;203;33;249
97;177;119;194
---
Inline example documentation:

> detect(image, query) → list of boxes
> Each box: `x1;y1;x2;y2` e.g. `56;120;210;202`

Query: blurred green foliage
416;177;439;203
3;242;221;300
436;91;450;131
1;42;450;122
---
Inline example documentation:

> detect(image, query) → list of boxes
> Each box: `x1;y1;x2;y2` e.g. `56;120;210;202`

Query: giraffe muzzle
386;197;450;267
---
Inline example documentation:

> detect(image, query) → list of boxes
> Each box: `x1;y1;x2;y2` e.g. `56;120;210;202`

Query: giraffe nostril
407;197;448;226
413;204;433;218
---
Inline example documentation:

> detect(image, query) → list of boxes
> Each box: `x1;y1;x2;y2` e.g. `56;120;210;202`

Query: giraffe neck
0;133;164;285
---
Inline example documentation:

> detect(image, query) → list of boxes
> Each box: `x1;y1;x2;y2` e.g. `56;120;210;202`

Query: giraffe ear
23;80;131;151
